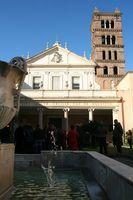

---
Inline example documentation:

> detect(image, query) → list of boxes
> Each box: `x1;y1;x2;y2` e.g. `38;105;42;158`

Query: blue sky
0;0;133;71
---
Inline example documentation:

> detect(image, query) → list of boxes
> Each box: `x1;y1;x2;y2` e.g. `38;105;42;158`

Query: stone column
63;108;70;133
112;107;119;126
37;108;44;129
88;108;94;121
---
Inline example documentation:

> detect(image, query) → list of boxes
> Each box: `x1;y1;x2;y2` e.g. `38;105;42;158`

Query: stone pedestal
0;144;15;200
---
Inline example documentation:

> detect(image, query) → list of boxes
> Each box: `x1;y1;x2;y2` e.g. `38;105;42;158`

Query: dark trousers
99;137;107;154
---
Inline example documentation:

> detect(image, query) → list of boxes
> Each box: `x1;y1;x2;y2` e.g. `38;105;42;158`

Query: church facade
18;9;133;134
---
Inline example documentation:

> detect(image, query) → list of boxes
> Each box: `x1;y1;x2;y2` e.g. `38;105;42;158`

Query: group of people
13;122;79;153
0;119;132;155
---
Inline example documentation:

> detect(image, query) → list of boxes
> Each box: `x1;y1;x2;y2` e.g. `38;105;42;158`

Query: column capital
88;108;95;112
113;107;119;113
63;107;70;112
37;107;45;112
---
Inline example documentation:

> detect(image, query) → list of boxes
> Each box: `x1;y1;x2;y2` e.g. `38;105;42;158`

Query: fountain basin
14;151;133;200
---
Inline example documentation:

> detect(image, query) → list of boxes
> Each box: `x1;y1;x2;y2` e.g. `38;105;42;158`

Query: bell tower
91;8;125;89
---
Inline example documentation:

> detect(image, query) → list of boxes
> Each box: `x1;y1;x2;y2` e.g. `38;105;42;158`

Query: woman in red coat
67;125;79;150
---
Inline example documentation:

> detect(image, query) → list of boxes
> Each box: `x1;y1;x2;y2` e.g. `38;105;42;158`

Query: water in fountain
41;160;55;188
41;128;57;188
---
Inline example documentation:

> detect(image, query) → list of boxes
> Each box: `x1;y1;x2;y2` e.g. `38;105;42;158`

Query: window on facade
114;51;117;60
111;20;114;28
108;51;112;60
101;20;105;28
113;66;118;75
102;36;106;44
52;76;60;90
72;76;80;89
112;36;116;45
102;50;106;60
103;66;108;75
106;20;109;28
107;35;110;45
33;76;41;89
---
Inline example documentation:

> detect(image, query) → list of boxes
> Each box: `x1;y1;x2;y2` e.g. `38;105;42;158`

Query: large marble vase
0;57;27;129
0;57;27;200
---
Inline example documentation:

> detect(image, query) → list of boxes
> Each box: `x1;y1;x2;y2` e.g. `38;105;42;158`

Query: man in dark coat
113;119;123;153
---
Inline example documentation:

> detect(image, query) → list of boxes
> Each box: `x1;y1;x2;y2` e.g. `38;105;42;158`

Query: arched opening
101;20;105;28
114;51;117;60
102;35;106;44
111;20;114;28
108;51;111;60
103;66;108;75
106;20;109;28
112;36;116;45
102;50;106;60
107;35;110;45
113;66;118;75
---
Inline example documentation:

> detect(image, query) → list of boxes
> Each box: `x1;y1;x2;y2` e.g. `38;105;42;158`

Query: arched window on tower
108;51;111;60
102;50;106;60
112;36;116;45
102;35;106;44
114;51;117;60
106;20;109;28
111;20;114;28
107;35;110;45
113;66;118;75
101;20;105;28
95;67;97;75
103;66;108;75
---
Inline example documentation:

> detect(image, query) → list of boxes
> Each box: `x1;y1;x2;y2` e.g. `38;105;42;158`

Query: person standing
97;122;108;155
113;119;123;153
67;125;79;150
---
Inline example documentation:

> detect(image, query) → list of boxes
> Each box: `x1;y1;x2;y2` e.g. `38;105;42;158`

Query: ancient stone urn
0;57;27;129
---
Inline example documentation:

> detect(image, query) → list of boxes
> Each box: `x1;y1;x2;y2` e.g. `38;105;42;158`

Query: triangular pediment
27;44;96;67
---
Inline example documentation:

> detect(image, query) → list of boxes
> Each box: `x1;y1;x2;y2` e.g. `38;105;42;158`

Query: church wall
117;73;133;132
23;66;97;91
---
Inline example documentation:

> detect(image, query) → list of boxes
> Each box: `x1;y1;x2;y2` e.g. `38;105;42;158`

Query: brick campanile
91;8;125;90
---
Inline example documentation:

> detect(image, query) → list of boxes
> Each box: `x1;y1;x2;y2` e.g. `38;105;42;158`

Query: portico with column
88;108;94;121
63;108;70;133
112;107;119;124
37;107;44;129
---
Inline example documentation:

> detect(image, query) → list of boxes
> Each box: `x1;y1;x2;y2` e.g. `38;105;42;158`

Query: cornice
92;28;122;32
27;64;95;68
94;44;124;48
20;96;120;102
96;74;124;78
93;13;122;17
96;59;125;63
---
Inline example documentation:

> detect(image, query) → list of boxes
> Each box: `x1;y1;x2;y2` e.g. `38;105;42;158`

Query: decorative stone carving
10;57;27;72
51;52;62;63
